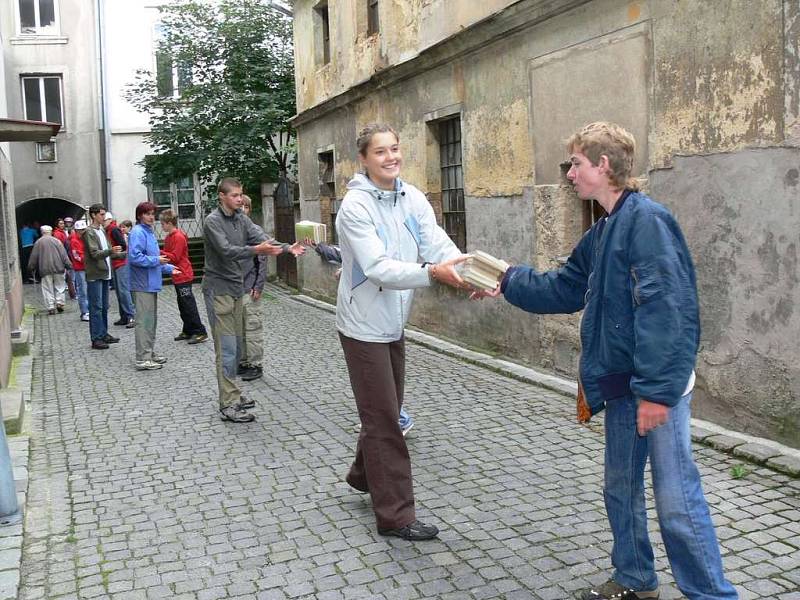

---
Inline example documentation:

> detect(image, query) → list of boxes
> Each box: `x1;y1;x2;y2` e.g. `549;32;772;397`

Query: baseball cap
64;216;74;223
74;220;87;230
104;212;114;221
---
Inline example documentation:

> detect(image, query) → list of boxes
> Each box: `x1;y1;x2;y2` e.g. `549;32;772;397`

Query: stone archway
15;197;85;230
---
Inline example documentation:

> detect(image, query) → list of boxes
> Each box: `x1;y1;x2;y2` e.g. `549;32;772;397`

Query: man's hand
253;241;284;256
430;255;469;289
159;255;170;264
470;285;502;300
637;400;669;436
172;268;182;277
288;242;306;256
111;245;122;254
250;289;262;300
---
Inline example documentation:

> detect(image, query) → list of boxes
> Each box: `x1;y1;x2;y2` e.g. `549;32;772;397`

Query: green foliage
125;0;296;204
730;464;749;479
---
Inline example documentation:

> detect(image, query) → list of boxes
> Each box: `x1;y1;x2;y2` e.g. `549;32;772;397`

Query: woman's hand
430;255;469;289
288;242;306;256
470;285;502;300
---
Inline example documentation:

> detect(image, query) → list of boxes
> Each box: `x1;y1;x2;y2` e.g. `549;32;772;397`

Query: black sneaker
378;520;439;541
125;319;135;329
238;396;255;410
187;333;208;345
237;363;249;375
220;406;255;423
91;340;109;350
174;332;191;341
113;317;128;326
240;365;263;381
577;580;659;600
103;334;120;344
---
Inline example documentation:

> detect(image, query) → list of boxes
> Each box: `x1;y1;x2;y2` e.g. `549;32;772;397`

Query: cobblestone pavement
18;284;800;600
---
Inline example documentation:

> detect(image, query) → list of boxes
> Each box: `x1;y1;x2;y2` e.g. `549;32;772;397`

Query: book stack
295;220;328;244
462;250;509;290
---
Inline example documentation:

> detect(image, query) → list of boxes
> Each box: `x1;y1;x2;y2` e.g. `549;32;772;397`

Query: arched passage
15;197;86;230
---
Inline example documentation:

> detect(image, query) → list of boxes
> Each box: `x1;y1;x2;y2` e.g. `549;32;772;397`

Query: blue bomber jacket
501;191;700;416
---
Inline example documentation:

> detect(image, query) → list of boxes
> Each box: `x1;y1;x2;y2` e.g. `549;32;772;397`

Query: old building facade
290;0;800;447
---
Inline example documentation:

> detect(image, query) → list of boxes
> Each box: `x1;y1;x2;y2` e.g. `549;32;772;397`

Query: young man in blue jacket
475;122;737;600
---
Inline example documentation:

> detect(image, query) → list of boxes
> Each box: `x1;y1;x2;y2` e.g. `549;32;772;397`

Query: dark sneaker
378;520;439;541
125;319;135;329
91;340;109;350
238;396;255;410
187;333;208;345
103;334;120;344
577;580;659;600
174;332;191;341
240;365;263;381
237;363;250;375
47;309;56;315
113;317;128;326
220;406;255;423
56;304;64;313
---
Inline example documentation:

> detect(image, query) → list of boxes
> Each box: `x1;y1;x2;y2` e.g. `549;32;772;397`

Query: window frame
313;1;331;66
15;0;60;36
438;116;467;252
153;23;191;99
367;0;379;36
35;141;57;163
21;74;64;126
146;173;200;222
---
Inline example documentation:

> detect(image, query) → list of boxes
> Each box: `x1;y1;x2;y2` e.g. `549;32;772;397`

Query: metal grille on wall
439;116;466;252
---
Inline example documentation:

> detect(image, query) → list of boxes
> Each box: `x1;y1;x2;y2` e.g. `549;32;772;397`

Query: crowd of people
22;120;738;600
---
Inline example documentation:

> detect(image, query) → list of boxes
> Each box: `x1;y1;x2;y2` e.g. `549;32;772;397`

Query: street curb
286;289;800;478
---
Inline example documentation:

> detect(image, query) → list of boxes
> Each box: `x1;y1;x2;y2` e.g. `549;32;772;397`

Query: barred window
439;117;466;252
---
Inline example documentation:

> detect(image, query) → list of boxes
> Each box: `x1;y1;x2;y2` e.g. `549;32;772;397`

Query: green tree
125;0;295;208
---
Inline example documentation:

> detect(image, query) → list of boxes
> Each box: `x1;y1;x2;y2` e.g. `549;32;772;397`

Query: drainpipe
0;413;21;525
95;0;112;208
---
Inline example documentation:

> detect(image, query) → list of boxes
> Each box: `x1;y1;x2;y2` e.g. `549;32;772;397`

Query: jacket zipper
630;266;641;306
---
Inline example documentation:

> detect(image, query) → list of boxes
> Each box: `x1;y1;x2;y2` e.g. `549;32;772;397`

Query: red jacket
161;228;194;284
68;231;85;271
54;229;68;244
105;221;127;270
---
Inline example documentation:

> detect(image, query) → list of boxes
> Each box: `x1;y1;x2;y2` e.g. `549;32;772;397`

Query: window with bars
367;0;379;36
439;117;466;252
21;75;63;125
314;2;331;65
17;0;58;35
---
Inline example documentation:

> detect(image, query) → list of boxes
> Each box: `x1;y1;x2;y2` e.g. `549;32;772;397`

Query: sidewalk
16;283;800;599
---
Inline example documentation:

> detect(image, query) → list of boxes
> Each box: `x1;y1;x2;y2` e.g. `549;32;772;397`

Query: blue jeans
86;279;109;342
73;270;88;315
604;393;737;599
113;264;135;320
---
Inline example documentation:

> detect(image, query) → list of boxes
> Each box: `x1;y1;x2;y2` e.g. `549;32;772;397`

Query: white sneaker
151;355;167;364
135;360;163;370
80;313;89;322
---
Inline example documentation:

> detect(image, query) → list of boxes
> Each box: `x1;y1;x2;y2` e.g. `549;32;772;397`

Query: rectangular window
314;2;331;65
21;75;63;124
35;141;56;162
439;117;466;252
367;0;379;36
318;150;337;243
583;199;606;232
154;24;191;98
18;0;58;35
176;175;196;219
150;176;172;213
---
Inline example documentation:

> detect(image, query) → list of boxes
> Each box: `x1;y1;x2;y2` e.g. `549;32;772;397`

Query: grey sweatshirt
202;206;287;297
28;235;71;276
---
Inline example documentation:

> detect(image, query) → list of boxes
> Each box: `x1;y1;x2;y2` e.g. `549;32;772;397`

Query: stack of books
295;220;328;244
462;250;509;290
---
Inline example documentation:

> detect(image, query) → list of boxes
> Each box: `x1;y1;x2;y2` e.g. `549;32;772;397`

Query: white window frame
15;0;61;36
153;23;191;99
21;75;64;125
35;141;57;163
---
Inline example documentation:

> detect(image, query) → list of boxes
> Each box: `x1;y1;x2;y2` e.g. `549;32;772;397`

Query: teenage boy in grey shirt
202;177;304;423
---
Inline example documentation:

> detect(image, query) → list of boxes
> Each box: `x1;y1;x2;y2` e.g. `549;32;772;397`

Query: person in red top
54;217;77;300
159;209;208;344
69;220;90;321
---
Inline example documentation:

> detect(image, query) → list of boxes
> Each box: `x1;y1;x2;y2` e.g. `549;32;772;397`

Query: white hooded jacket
335;173;462;342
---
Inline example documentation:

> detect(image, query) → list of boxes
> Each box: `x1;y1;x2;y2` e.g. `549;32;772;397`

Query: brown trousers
339;333;415;530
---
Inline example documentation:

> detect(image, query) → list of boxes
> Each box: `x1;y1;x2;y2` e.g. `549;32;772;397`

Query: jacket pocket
213;295;235;317
631;261;666;306
597;371;634;401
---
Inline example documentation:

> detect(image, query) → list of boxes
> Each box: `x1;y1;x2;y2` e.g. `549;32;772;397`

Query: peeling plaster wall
292;0;800;446
650;148;800;447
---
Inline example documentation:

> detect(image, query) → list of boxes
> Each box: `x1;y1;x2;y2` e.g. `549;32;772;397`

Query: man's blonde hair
567;122;639;191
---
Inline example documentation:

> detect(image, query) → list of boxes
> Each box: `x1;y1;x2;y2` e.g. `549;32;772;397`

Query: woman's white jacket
335;173;462;342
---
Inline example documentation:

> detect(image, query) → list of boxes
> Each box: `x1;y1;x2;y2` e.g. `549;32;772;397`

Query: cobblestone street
16;284;800;600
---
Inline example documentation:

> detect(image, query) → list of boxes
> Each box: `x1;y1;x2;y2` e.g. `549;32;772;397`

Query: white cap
74;220;87;230
104;212;114;221
40;225;52;233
